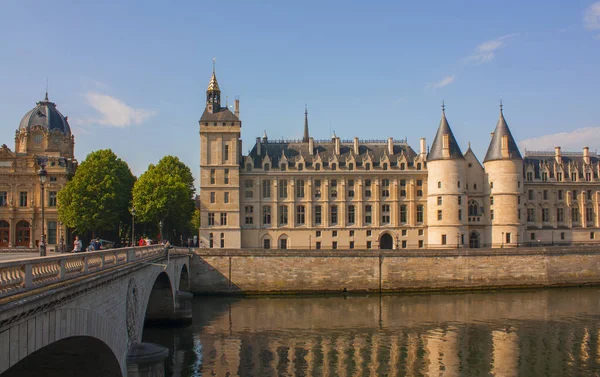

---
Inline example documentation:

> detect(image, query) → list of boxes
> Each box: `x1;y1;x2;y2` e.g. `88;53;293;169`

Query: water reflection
144;287;600;376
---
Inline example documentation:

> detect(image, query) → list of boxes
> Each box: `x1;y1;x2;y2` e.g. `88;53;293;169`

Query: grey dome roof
19;94;71;135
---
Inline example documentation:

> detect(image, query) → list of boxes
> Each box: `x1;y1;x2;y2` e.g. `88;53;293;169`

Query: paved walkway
0;252;64;262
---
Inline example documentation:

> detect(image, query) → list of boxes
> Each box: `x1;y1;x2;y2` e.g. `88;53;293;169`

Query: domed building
0;93;77;249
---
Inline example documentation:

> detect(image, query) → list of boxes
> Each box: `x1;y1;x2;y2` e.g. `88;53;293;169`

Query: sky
1;0;600;190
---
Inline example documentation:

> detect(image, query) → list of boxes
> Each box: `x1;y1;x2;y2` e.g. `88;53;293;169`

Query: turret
303;106;310;143
426;103;466;248
206;60;221;113
483;103;524;248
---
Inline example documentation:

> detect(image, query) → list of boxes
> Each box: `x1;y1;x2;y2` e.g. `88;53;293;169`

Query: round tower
426;106;467;248
483;104;524;248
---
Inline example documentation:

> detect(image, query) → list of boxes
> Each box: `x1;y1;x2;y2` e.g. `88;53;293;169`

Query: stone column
173;291;193;325
127;342;169;377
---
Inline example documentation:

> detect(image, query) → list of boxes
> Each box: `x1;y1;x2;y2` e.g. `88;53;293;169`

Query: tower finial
212;57;216;74
441;100;445;114
45;77;48;101
499;99;503;113
303;105;309;142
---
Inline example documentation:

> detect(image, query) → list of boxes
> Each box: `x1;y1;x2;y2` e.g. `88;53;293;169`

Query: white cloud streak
519;127;600;152
584;1;600;30
428;75;455;89
83;92;156;127
465;33;519;64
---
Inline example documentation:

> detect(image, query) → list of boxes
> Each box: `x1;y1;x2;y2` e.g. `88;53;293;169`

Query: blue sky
1;0;600;189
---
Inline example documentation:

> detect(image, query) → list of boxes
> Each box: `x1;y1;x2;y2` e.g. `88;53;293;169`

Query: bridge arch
179;264;190;292
142;271;175;327
2;335;122;377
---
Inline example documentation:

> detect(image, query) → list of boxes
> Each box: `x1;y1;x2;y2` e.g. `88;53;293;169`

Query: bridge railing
0;246;165;300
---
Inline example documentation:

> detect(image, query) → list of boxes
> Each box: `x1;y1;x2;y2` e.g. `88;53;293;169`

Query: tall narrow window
400;205;407;223
220;213;227;225
296;180;305;198
416;205;424;223
263;180;271;198
0;191;6;206
210;169;215;184
296;205;306;225
330;205;338;225
224;144;229;162
279;205;288;225
19;192;27;207
365;205;372;224
279;180;288;198
48;191;57;207
224;169;229;184
208;213;215;226
210;192;215;203
262;206;271;225
381;179;390;198
224;192;229;203
315;205;322;225
348;205;355;224
381;205;390;224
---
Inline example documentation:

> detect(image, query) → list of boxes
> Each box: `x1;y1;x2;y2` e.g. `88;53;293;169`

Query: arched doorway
469;231;480;248
379;233;394;249
0;220;9;247
1;336;122;377
16;220;30;247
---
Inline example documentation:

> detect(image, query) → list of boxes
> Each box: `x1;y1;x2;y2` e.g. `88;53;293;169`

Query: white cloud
584;1;600;30
465;33;519;64
83;92;156;127
519;127;600;152
428;75;455;89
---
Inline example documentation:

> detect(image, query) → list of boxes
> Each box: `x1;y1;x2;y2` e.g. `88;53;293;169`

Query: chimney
256;137;261;155
420;137;426;159
354;137;359;155
501;135;509;159
308;137;314;154
234;97;240;118
334;137;341;155
387;137;394;155
555;146;562;164
584;147;590;164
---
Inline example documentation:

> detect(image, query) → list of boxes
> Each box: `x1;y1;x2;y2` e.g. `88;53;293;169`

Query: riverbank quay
189;246;600;294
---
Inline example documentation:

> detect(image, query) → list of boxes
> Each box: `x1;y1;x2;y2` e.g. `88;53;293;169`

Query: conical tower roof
427;106;464;161
207;70;220;91
484;106;522;162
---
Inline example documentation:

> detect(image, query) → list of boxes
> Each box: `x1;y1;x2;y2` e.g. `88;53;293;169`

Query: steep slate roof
484;109;522;162
427;110;463;161
524;152;599;180
200;107;239;122
246;140;417;169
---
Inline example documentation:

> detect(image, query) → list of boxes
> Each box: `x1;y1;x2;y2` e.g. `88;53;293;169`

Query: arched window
468;200;479;217
0;220;9;247
438;181;442;188
279;235;288;249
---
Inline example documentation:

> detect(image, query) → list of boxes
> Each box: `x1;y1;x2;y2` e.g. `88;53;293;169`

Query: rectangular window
210;169;215;184
572;207;580;223
331;205;338;225
315;205;322;225
400;189;406;197
416;190;423;197
224;169;229;184
20;192;27;207
591;232;595;240
542;172;548;181
224;192;229;203
527;208;534;222
490;196;494;205
0;191;6;206
402;229;407;236
262;206;271;225
527;171;533;181
279;180;288;198
365;189;372;198
588;190;593;200
572;173;577;182
417;205;424;223
47;221;57;244
316;241;321;250
418;229;424;236
48;191;57;207
263;180;271;198
381;179;390;198
586;207;594;223
558;190;563;200
224;144;229;162
381;204;390;224
400;205;407;223
348;189;355;198
208;213;215;226
528;190;534;200
587;173;592;182
316;230;322;237
296;205;305;225
561;232;565;240
418;240;424;248
437;210;442;221
402;240;407;249
542;208;549;222
557;172;562;181
417;180;422;186
348;205;355;224
573;190;578;200
458;209;462;221
245;189;253;199
332;230;338;237
279;205;288;225
543;190;548;200
557;208;564;222
365;205;372;224
296;180;305;198
530;232;535;241
349;241;355;249
332;241;337;250
264;238;271;249
400;179;406;187
367;241;372;249
491;209;494;220
441;234;447;245
210;192;216;203
245;206;253;225
220;213;227;225
437;196;442;206
458;196;462;205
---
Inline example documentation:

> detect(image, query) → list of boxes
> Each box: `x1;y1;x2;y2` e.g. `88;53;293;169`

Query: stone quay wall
190;246;600;294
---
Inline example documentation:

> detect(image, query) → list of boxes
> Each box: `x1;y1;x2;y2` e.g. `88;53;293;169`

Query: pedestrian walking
73;235;82;253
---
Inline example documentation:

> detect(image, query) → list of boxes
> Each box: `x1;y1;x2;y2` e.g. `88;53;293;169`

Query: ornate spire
206;58;221;113
207;58;220;91
302;105;309;143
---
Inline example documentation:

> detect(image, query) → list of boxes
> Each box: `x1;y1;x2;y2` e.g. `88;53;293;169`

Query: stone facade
0;94;77;249
198;70;600;250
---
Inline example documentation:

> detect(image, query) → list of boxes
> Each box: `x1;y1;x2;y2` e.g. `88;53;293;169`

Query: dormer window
348;163;354;171
298;164;303;171
365;163;370;171
315;163;321;171
400;163;405;170
264;164;270;172
280;164;286;171
383;163;388;171
246;163;252;172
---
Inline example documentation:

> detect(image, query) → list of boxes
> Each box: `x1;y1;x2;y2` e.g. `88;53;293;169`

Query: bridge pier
173;291;193;325
127;342;169;377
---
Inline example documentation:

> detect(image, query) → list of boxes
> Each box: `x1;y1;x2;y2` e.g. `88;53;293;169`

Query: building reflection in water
143;287;600;377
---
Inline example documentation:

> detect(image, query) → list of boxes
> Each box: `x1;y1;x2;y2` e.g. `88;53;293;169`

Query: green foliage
132;156;196;240
190;208;201;232
58;149;135;236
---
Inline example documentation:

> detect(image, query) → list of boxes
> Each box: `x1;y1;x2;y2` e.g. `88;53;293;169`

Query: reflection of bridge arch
0;247;190;376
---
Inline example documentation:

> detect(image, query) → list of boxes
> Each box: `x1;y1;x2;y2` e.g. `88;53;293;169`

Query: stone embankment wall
190;246;600;294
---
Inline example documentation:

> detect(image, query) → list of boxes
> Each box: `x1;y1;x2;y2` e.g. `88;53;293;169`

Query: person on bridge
73;235;82;253
139;237;145;247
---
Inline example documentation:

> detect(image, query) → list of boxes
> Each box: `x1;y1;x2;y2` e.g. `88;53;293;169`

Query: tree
132;156;196;241
58;149;135;238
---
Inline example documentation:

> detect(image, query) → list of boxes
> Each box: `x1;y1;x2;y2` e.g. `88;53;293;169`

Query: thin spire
441;100;445;114
212;57;216;74
45;77;49;101
303;105;309;142
207;58;220;91
499;99;503;113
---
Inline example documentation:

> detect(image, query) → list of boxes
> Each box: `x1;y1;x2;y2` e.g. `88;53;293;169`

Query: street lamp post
130;206;136;247
159;220;163;243
38;163;47;256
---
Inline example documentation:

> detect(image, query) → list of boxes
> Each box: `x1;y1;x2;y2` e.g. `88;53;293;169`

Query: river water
143;287;600;376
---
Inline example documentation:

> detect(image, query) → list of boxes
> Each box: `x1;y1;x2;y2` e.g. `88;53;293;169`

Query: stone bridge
0;246;191;377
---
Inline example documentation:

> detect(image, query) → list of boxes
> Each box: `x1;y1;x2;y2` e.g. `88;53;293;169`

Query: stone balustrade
0;246;165;299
